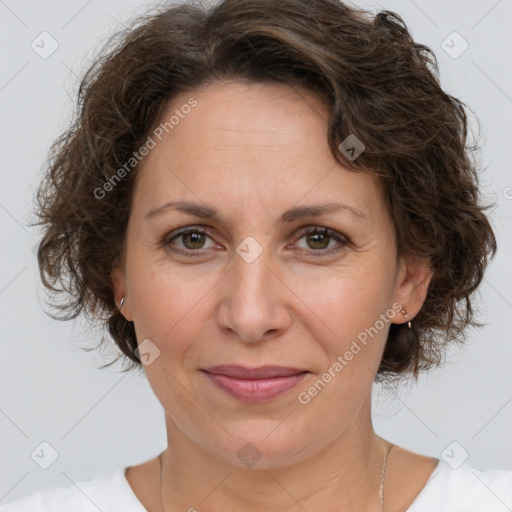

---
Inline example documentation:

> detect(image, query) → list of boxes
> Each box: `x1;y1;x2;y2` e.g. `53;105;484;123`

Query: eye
292;226;349;256
163;226;217;254
162;225;349;257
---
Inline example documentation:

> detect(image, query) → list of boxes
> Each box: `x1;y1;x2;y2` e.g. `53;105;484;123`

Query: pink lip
202;365;309;403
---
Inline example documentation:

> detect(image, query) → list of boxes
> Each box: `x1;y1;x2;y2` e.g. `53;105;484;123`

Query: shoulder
408;459;512;512
0;467;145;512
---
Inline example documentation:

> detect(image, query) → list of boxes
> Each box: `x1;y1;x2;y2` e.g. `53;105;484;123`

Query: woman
2;0;510;510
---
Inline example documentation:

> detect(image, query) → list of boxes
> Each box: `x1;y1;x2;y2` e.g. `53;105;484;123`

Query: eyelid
292;225;350;243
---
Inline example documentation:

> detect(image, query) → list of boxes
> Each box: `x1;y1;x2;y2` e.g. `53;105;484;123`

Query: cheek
293;276;393;411
126;257;222;356
292;264;395;339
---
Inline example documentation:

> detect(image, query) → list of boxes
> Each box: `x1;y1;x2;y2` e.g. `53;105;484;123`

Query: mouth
201;365;309;403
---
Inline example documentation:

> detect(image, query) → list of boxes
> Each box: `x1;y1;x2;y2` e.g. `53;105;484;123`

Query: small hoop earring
119;297;125;310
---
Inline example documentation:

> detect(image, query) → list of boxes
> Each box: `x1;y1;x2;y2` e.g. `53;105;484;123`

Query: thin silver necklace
159;441;393;511
380;441;393;510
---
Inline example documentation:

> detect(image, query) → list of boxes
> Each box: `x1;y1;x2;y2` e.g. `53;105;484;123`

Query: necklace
159;441;393;511
380;440;393;510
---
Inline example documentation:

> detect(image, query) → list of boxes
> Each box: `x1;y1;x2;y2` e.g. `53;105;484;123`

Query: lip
201;365;309;403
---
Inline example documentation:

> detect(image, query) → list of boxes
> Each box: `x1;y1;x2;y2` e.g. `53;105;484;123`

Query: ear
112;265;134;322
393;255;432;324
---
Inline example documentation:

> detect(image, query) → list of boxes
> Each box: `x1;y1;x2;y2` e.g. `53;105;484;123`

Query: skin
113;80;436;511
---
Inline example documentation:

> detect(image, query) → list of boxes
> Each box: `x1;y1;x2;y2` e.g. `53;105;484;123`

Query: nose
216;247;292;344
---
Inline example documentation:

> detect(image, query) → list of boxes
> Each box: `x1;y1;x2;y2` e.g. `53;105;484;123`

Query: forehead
132;80;384;222
144;80;331;166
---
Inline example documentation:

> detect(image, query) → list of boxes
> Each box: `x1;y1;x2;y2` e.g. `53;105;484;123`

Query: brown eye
164;227;216;254
305;231;331;250
294;227;349;255
181;231;207;250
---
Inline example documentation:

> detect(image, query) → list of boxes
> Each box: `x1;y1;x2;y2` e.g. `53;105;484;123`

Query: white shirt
1;459;511;511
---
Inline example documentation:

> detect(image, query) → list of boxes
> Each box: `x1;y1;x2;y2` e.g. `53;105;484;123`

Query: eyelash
162;225;349;257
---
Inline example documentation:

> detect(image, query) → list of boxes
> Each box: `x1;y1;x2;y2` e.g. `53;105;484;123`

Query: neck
159;412;390;511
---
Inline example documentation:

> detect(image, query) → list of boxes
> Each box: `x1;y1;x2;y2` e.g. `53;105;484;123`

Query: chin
205;422;321;470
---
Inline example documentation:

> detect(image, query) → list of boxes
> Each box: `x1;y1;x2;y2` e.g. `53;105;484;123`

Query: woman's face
114;80;430;468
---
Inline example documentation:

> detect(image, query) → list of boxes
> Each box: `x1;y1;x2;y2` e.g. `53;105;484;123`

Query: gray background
1;0;511;505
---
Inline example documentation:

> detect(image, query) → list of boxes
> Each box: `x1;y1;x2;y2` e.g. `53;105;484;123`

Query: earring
118;297;125;310
401;308;412;329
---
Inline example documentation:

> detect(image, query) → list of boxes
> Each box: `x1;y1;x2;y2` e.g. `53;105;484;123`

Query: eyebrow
144;200;366;227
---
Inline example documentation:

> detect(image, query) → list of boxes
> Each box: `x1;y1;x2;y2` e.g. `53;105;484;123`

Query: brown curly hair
34;0;497;381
